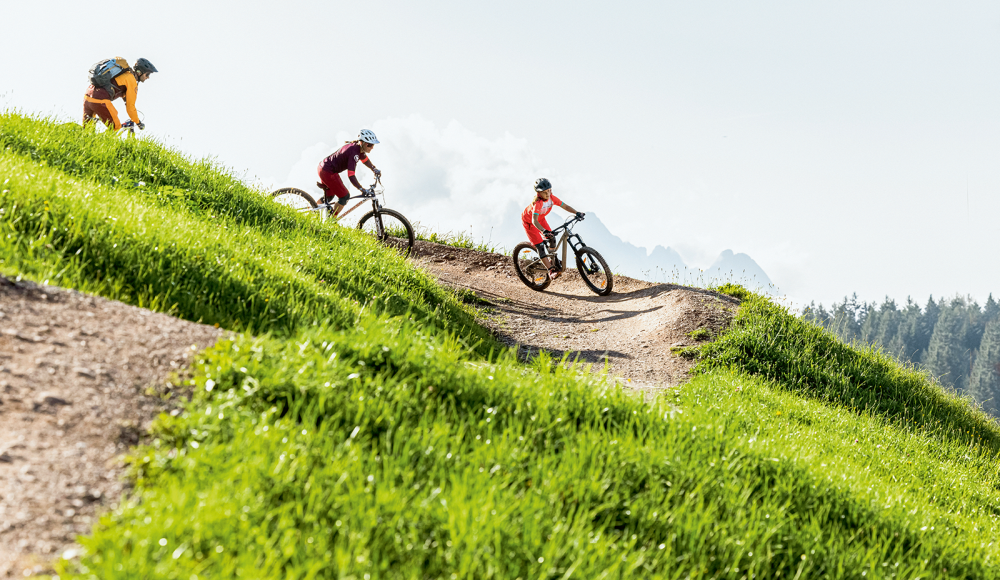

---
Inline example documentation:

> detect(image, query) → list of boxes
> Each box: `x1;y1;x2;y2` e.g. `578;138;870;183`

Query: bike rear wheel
575;246;613;295
357;208;415;258
270;187;317;210
512;242;551;291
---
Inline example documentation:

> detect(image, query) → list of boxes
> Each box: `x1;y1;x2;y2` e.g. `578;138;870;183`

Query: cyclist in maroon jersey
317;129;382;218
521;178;584;280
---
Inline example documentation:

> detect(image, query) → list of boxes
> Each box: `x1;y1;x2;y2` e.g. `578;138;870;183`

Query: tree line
803;294;1000;416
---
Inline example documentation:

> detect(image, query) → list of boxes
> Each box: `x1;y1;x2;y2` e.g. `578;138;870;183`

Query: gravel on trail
0;275;222;578
409;240;741;393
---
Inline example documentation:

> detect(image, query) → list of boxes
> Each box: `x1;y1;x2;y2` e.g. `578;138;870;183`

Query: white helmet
358;129;380;144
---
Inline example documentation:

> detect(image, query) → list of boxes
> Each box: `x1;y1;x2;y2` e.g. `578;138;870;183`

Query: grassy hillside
4;113;1000;579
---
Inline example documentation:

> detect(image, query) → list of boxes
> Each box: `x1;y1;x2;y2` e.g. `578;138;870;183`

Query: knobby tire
270;187;318;210
575;246;613;295
512;242;551;291
358;208;414;258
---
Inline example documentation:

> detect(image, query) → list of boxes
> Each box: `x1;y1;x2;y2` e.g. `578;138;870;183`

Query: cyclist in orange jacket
83;58;157;131
521;178;584;279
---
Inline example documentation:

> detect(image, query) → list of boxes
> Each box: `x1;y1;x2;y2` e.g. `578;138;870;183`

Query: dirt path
0;276;222;577
409;241;741;392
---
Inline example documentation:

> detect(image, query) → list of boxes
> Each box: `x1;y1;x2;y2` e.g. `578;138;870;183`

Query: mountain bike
512;215;613;295
270;175;415;258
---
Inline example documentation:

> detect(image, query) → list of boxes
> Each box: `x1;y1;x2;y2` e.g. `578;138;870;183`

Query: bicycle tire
512;242;551;292
270;187;318;210
575;246;614;296
357;208;415;258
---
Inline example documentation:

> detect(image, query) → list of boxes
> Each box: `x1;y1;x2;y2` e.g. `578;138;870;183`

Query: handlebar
551;214;585;234
346;175;384;201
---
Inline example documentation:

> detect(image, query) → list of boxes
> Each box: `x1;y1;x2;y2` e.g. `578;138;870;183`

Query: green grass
687;328;712;341
413;224;505;254
5;112;1000;579
72;326;1000;578
696;289;1000;453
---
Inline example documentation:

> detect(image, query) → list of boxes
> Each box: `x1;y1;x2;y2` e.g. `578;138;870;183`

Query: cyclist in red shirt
317;129;382;219
521;178;584;279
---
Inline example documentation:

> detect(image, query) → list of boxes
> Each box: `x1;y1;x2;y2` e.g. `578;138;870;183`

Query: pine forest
804;294;1000;417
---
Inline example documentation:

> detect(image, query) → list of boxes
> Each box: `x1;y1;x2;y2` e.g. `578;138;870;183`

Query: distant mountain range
570;213;774;291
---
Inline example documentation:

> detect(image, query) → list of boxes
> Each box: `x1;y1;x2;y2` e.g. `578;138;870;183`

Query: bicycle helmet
133;58;158;75
534;178;552;192
358;129;380;144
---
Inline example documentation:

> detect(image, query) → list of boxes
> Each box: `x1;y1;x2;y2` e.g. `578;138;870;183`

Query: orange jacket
112;71;140;125
84;71;140;125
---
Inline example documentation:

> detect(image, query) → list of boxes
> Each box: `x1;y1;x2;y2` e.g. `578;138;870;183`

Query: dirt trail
0;276;222;577
410;240;741;391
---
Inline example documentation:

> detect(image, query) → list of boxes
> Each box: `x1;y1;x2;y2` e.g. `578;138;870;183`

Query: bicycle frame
545;217;587;273
311;176;386;222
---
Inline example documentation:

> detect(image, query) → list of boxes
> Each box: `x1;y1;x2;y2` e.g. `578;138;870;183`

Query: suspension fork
566;233;588;267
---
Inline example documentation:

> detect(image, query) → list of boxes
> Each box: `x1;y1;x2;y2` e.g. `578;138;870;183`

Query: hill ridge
4;112;1000;579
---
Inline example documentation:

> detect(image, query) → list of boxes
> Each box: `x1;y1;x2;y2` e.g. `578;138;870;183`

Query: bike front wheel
357;208;415;258
271;187;317;210
512;242;551;292
575;246;613;295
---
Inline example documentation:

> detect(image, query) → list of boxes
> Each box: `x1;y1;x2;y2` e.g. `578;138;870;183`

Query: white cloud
368;116;552;248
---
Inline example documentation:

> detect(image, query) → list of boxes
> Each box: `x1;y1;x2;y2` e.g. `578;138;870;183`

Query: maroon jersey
321;142;369;175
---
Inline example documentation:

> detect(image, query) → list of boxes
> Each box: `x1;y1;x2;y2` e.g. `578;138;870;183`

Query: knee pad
337;196;348;206
535;242;548;257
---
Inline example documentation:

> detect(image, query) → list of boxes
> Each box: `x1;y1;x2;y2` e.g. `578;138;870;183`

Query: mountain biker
83;58;157;131
317;129;382;219
521;178;584;280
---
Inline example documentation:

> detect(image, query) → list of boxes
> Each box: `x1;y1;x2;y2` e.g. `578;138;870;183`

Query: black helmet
534;178;552;192
133;58;158;75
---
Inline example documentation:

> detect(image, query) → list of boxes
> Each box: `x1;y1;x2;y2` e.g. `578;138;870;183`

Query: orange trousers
82;96;121;130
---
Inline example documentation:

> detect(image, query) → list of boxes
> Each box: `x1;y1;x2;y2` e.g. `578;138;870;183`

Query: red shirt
321;142;370;175
521;194;562;225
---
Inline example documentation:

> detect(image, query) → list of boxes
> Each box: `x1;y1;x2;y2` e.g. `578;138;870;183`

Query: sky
2;1;999;309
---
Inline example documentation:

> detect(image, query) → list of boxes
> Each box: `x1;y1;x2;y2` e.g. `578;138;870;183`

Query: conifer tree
959;296;983;379
863;298;900;352
829;294;863;341
969;319;1000;415
916;295;941;356
923;307;968;392
802;302;830;327
887;297;923;362
985;294;1000;323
